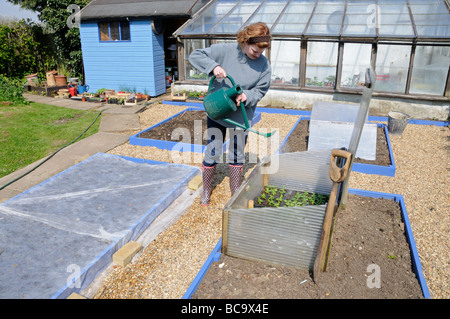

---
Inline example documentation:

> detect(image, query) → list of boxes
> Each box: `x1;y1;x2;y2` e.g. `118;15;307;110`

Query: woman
189;22;272;206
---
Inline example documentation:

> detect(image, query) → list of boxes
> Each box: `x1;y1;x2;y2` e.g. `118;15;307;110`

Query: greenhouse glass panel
305;0;346;36
377;0;410;13
184;39;209;80
270;40;301;85
374;44;411;93
210;0;261;34
242;0;288;29
409;1;450;38
306;42;338;88
179;0;236;35
378;23;415;38
340;43;372;88
271;0;316;35
410;46;450;95
342;1;377;37
377;1;415;38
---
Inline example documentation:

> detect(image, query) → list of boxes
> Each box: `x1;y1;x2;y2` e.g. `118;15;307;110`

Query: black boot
200;164;216;206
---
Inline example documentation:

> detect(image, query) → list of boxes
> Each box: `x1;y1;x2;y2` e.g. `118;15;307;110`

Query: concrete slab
102;104;147;114
99;114;141;133
48;99;95;110
24;94;103;110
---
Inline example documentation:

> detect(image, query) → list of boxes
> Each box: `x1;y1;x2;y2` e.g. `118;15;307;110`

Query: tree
7;0;90;79
0;19;55;79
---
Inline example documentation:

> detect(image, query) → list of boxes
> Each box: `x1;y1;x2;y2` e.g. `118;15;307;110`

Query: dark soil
192;194;424;299
139;114;391;166
281;119;391;166
138;110;208;145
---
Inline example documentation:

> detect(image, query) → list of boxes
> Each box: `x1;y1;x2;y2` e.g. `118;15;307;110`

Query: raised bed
23;84;68;97
161;102;396;175
279;117;396;176
130;107;261;153
183;188;430;299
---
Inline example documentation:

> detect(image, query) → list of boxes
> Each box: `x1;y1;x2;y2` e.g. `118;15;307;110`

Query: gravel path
95;102;448;299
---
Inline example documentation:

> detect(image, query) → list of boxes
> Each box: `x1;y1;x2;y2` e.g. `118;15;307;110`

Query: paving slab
24;93;103;110
99;114;141;133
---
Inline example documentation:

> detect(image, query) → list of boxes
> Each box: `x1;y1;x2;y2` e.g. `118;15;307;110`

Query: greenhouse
173;0;450;108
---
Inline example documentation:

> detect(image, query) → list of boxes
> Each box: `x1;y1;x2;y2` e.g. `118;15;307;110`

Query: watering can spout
225;85;242;100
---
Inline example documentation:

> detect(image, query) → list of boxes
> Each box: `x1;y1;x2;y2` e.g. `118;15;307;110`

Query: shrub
0;75;27;104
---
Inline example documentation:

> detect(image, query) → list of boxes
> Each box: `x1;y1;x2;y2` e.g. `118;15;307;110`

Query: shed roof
80;0;209;21
175;0;450;42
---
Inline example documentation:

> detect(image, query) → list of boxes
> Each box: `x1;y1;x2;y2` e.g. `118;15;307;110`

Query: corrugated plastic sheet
226;205;327;269
224;150;335;269
269;150;333;195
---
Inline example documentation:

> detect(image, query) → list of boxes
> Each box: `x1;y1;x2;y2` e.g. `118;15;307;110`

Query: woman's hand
236;92;247;105
213;65;227;78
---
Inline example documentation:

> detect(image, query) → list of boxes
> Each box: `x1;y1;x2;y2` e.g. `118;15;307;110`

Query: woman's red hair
237;22;271;49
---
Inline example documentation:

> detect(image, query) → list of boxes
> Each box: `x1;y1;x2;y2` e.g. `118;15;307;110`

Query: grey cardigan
189;43;271;128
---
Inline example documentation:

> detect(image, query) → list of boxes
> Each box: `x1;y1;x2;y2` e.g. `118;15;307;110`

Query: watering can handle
207;75;237;95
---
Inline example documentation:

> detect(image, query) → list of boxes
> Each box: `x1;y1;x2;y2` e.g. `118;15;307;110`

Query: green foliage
0;101;100;178
5;0;90;80
0;75;27;104
256;185;330;208
0;19;56;80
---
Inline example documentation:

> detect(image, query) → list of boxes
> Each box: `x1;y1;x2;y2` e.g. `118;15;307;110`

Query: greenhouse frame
173;0;450;103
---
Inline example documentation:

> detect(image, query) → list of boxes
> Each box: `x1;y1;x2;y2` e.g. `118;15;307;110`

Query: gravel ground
95;102;449;299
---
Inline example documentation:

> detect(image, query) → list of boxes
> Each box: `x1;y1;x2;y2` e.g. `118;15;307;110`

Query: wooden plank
313;182;339;277
222;210;229;255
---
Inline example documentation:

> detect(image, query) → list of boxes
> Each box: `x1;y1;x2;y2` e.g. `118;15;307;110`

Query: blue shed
79;0;206;96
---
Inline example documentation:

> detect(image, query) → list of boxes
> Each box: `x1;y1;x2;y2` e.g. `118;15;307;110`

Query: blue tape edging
182;238;223;299
130;107;208;153
130;107;261;153
164;100;449;127
50;153;200;299
183;188;430;299
278;117;396;176
352;123;396;177
162;100;204;108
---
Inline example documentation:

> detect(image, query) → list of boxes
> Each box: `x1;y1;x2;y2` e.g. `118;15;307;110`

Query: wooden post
314;149;352;279
221;210;229;255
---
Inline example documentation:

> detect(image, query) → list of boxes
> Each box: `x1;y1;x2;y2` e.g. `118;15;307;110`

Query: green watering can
203;75;276;138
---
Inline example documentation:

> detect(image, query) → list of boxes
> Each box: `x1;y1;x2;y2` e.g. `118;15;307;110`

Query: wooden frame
177;37;450;101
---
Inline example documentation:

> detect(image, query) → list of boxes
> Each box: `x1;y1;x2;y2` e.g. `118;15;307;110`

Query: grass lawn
0;102;101;178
